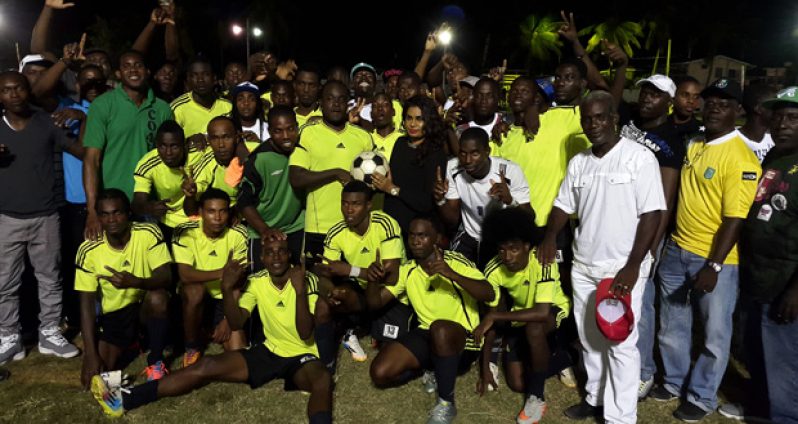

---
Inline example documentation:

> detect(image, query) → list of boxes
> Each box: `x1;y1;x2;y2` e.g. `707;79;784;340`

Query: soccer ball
351;151;389;186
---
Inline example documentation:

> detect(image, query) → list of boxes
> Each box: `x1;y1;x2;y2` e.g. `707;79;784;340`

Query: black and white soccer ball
351;151;389;186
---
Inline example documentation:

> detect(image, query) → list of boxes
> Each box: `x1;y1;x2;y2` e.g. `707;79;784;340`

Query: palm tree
643;18;671;75
578;19;644;58
519;15;563;73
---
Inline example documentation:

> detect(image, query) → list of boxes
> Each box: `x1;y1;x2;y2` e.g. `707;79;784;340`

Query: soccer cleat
517;395;547;424
487;361;500;391
0;334;25;365
638;376;654;400
427;398;456;424
649;385;679;402
717;403;745;420
91;374;124;418
421;370;437;394
558;366;577;389
342;331;367;362
673;401;712;422
142;361;169;381
182;349;201;368
38;326;79;358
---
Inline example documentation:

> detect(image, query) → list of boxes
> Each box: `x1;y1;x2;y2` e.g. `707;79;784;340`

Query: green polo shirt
83;86;173;198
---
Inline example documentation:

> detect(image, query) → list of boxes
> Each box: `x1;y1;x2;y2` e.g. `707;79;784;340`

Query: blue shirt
64;99;90;204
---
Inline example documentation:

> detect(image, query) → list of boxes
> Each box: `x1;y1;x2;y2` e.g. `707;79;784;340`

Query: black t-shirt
670;115;701;141
0;110;71;217
620;114;687;169
383;137;448;233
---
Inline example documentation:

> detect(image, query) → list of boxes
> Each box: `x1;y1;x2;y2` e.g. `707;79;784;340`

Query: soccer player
436;128;531;265
540;91;665;424
654;80;761;422
474;207;572;424
371;93;403;161
239;106;306;267
171;57;233;146
456;78;502;143
83;50;173;240
76;189;172;386
229;82;269;145
314;181;406;367
91;238;333;424
367;215;495;424
289;80;373;263
270;80;296;109
294;67;323;127
183;116;243;216
173;189;249;366
132;120;201;238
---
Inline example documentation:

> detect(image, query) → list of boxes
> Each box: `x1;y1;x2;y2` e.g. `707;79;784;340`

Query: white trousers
572;263;647;424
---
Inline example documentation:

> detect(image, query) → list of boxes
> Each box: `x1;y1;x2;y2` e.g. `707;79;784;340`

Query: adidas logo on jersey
276;301;285;307
209;250;217;257
122;260;131;268
360;247;369;254
336;142;345;149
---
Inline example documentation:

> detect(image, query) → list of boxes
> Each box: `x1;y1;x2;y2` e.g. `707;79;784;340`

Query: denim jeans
637;239;664;383
657;240;738;412
754;303;798;423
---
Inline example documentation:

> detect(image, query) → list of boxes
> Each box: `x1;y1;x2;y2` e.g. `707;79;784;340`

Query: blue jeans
637;272;657;382
657;240;738;412
755;303;798;423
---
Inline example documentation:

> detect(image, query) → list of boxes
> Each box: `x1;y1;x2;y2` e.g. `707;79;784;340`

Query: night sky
1;0;796;76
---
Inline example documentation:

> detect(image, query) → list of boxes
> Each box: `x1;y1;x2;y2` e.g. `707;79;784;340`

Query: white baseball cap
19;54;54;72
636;74;676;98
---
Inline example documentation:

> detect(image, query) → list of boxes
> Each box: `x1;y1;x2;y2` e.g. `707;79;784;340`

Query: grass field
0;335;751;424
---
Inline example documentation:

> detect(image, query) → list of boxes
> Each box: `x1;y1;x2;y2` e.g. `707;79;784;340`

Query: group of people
0;2;796;424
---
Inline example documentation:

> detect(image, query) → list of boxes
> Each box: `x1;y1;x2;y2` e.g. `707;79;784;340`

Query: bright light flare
231;24;244;36
252;27;263;37
438;29;452;45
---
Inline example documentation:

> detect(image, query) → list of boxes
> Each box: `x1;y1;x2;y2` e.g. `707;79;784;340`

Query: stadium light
231;24;244;36
252;27;263;38
438;28;452;46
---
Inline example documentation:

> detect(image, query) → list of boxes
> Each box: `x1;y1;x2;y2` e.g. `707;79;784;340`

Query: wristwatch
389;186;400;197
706;261;722;273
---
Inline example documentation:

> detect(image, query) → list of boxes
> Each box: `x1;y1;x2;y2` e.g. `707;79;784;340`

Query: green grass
0;338;742;424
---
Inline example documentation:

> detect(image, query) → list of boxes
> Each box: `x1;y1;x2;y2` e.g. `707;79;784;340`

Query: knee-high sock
433;353;460;403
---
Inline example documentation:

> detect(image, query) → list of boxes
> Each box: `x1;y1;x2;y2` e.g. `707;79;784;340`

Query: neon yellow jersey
239;269;320;358
289;122;373;234
672;131;761;264
500;108;591;226
391;100;403;130
372;128;403;162
172;221;248;298
75;223;171;314
484;250;570;327
133;148;204;228
295;107;322;128
387;251;491;349
323;211;404;288
171;93;233;137
260;91;272;105
193;150;238;206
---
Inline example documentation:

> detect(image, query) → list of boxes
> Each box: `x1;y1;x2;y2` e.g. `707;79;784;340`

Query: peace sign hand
180;166;197;198
349;98;366;125
488;168;513;205
433;166;449;203
557;10;579;44
100;266;140;289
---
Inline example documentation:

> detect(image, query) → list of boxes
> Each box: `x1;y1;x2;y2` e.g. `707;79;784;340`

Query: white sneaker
487;361;500;391
717;403;745;420
0;334;25;365
558;366;577;389
342;330;367;362
517;394;547;424
38;326;79;358
638;376;654;400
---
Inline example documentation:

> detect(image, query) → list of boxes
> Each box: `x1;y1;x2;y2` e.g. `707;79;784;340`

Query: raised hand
61;33;87;66
488;168;513;205
366;249;386;283
348;98;366;125
221;250;247;292
276;59;298;81
601;39;628;68
557;10;579;43
289;261;307;295
426;247;453;279
45;0;76;10
488;59;507;83
180;166;197;198
433;166;449;203
424;32;438;53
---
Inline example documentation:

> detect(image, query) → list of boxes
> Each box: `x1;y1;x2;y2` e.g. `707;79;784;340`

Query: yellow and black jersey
171;92;233;138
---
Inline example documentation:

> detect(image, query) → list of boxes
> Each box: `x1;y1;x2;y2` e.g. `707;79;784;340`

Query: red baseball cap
595;278;635;342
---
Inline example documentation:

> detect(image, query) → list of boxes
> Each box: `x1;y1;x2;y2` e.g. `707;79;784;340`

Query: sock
433;353;459;403
122;380;159;410
146;318;169;365
525;370;547;400
314;321;337;374
309;411;332;424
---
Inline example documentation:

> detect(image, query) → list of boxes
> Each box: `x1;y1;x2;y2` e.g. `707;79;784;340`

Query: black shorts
397;327;480;372
203;298;226;328
502;307;561;363
98;303;141;348
240;343;319;390
303;232;326;268
370;299;415;342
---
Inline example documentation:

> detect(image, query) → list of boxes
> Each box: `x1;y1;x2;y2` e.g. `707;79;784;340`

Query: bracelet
349;266;361;278
436;199;446;207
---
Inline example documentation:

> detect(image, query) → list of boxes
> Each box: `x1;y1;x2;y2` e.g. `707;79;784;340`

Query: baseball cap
762;86;798;109
636;74;676;97
595;278;635;342
230;81;260;97
19;54;54;72
350;62;377;80
701;79;743;103
459;76;479;88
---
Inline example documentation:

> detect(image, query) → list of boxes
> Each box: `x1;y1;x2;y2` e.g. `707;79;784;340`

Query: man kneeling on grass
367;215;496;424
91;238;333;424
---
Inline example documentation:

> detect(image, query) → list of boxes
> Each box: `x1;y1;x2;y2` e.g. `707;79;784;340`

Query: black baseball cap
701;79;743;103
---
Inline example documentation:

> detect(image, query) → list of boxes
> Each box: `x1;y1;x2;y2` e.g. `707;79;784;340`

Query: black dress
382;136;448;234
